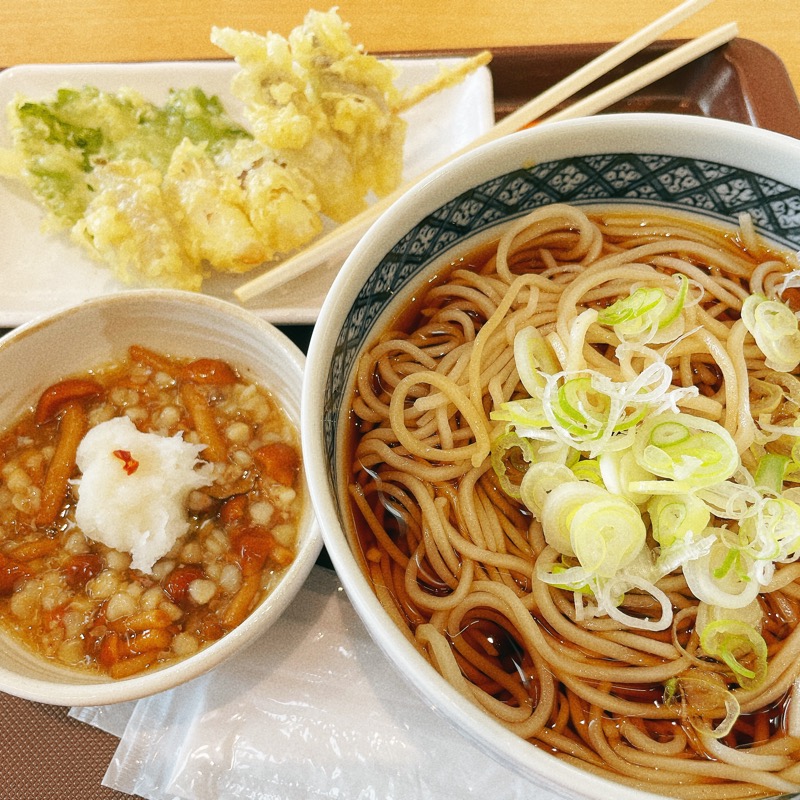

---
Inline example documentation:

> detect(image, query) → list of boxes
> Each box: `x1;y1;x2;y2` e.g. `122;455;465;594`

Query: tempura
0;9;490;290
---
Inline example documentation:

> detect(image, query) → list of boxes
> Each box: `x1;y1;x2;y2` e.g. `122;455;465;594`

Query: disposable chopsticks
235;0;733;303
543;22;737;125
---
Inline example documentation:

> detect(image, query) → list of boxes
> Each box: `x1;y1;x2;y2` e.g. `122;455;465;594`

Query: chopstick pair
234;0;737;303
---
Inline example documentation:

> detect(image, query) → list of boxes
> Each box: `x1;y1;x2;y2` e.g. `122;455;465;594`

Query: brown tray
396;37;800;138
1;37;799;800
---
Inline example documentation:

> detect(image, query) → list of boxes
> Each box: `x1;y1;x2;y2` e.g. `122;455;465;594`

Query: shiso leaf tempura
0;8;490;291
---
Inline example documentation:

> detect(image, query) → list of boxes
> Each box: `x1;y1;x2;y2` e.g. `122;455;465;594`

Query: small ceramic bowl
0;289;321;705
302;113;800;800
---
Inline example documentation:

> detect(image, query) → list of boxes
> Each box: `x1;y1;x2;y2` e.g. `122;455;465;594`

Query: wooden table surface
0;1;797;799
1;0;798;97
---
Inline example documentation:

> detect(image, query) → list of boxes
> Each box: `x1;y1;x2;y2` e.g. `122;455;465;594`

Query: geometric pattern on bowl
324;152;800;483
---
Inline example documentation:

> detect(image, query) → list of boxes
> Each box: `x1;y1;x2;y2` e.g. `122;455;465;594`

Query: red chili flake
113;449;139;475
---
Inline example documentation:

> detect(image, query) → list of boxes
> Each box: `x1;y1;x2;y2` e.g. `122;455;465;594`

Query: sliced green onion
658;274;690;329
697;478;761;521
598;449;654;505
570;495;646;578
711;547;741;581
539;560;593;594
543;363;696;454
598;573;672;631
753;452;790;495
597;275;690;342
653;529;715;580
519;461;577;520
541;483;646;579
739;495;800;563
699;619;768;690
663;678;679;706
700;695;741;741
649;420;691;448
571;457;604;486
671;670;741;739
490;397;548;430
695;598;763;639
551;376;613;437
741;293;800;372
540;482;608;557
490;430;536;500
628;478;694;496
513;326;560;396
634;412;739;488
598;286;664;326
683;530;761;609
535;559;592;592
648;493;711;549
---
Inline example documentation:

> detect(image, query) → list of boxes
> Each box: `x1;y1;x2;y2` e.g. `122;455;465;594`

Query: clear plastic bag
99;567;562;800
69;700;138;737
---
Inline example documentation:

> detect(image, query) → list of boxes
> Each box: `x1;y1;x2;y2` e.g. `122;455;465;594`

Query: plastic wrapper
70;700;138;737
89;566;565;800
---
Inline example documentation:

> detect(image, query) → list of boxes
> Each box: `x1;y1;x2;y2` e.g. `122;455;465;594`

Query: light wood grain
0;1;797;97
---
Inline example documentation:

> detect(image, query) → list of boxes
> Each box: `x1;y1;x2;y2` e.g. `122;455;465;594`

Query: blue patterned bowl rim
321;116;800;487
301;113;800;800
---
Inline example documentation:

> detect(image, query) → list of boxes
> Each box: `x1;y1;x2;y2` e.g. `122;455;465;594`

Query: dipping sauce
0;345;302;679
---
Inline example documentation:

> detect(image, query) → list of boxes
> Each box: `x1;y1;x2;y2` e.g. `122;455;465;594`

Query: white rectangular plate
0;58;494;327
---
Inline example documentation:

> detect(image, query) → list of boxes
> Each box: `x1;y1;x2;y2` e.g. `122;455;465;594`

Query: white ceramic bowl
302;114;800;800
0;289;321;705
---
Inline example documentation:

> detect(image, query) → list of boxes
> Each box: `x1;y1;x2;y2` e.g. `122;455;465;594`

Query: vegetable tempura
212;9;407;223
0;8;490;290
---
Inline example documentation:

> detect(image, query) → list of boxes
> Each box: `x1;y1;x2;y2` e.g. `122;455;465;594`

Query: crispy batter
1;9;490;288
212;9;408;223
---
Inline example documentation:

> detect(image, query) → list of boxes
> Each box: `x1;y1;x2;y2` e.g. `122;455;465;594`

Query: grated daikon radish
74;416;213;573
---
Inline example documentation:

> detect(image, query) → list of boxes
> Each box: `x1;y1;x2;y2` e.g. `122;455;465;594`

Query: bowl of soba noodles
302;112;800;800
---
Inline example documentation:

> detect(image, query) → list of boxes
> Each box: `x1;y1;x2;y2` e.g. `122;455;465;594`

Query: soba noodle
346;203;800;798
